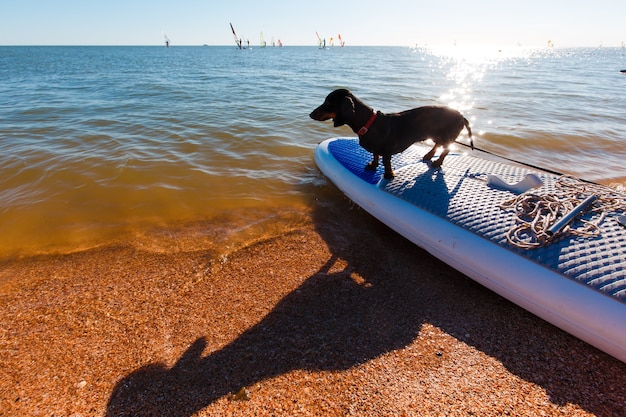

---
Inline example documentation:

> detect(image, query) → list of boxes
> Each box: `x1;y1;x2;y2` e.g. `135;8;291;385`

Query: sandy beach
1;193;624;417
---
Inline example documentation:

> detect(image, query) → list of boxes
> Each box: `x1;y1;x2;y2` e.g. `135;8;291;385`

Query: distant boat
316;32;323;49
230;23;242;49
316;32;344;48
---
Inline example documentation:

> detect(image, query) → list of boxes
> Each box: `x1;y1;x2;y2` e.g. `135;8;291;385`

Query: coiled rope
499;175;626;249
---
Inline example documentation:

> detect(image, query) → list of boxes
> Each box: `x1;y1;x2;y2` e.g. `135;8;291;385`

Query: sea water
1;45;625;259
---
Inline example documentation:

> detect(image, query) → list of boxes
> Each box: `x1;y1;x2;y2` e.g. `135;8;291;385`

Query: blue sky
2;0;625;47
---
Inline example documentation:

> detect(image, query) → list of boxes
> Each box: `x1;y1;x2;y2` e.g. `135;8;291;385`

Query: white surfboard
315;137;626;363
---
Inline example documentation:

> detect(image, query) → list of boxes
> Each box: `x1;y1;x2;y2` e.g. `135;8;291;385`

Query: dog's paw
431;159;443;168
364;163;377;171
422;150;436;162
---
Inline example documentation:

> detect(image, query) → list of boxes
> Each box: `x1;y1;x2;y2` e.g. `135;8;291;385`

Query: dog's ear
334;96;355;127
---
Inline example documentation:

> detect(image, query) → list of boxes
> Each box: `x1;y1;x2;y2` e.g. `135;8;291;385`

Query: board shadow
106;178;625;417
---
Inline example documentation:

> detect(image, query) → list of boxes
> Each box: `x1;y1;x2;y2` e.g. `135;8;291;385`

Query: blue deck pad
329;138;626;303
328;138;429;184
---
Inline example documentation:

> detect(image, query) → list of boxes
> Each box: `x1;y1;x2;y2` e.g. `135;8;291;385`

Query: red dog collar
357;111;377;135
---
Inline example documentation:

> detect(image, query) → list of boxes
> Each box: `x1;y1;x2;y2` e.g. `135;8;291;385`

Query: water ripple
1;45;625;258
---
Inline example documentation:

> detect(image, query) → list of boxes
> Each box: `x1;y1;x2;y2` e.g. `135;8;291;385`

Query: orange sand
1;197;624;416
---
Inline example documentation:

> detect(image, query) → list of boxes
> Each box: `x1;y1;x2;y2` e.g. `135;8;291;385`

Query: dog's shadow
384;162;471;219
105;195;445;416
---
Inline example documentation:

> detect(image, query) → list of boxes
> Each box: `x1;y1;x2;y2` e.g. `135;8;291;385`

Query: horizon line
1;44;621;48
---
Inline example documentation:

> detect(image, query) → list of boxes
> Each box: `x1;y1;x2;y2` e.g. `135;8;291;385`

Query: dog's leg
432;148;450;168
423;144;438;162
382;154;394;179
365;154;380;171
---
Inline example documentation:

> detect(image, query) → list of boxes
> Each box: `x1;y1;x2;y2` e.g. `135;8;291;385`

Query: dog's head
309;88;355;127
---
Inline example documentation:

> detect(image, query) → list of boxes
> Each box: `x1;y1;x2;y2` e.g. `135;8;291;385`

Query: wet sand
1;194;625;417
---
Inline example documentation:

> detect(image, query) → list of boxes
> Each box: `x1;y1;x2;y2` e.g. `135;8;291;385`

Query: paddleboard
315;137;626;363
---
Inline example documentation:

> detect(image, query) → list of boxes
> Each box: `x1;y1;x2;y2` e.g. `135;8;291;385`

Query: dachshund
310;88;473;179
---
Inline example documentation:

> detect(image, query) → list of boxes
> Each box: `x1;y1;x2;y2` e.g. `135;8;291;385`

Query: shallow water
1;45;626;260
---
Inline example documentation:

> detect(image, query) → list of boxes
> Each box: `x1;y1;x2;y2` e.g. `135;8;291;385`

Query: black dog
310;88;473;179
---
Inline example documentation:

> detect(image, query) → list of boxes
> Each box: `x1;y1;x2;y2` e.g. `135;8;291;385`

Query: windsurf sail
338;34;345;47
260;32;266;48
162;31;170;47
316;32;322;48
230;23;242;49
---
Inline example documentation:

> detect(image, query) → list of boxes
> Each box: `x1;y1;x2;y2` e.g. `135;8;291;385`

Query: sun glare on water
422;43;540;60
415;44;546;153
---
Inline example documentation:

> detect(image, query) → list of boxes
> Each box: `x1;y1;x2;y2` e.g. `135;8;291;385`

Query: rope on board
499;175;626;249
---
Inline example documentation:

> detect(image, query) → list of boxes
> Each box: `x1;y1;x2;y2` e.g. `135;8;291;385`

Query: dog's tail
463;117;473;150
